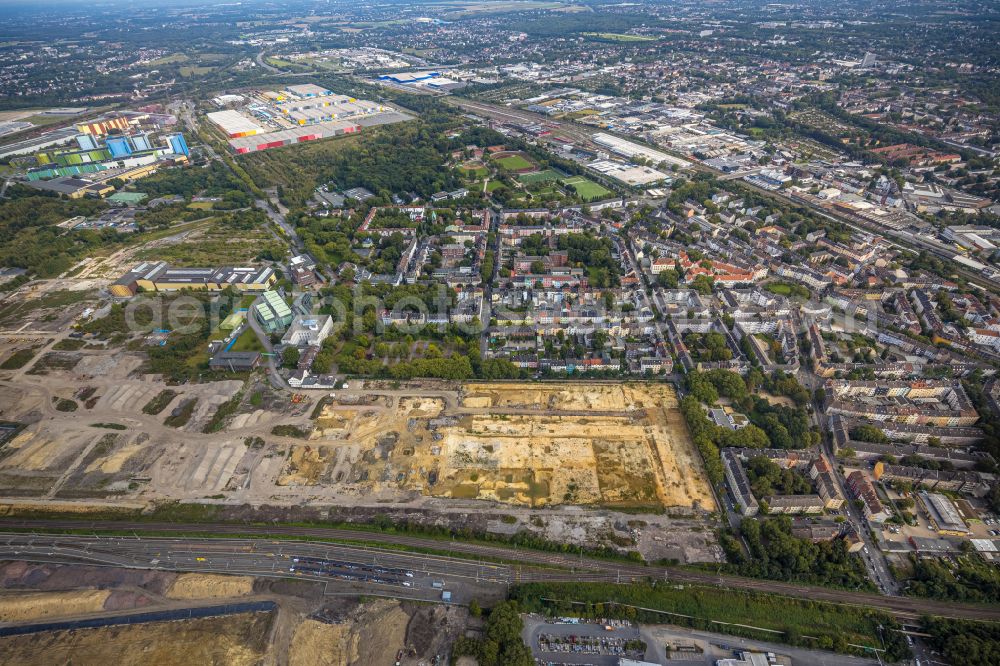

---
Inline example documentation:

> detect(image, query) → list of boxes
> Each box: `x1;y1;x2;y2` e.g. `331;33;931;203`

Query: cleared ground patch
166;573;254;599
0;589;110;622
0;610;274;666
298;383;715;512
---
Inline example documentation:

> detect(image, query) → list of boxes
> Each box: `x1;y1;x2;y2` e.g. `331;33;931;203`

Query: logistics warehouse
205;83;410;154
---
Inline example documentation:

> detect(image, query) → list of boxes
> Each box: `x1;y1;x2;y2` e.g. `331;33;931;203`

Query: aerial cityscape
0;0;999;664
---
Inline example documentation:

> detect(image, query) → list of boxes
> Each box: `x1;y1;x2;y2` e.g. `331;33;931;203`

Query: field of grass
164;398;197;428
563;110;601;120
180;66;214;77
20;114;70;128
134;221;280;267
459;164;488;178
493;154;534;171
146;53;189;66
229;329;266;353
0;348;37;370
765;281;811;299
265;56;301;67
561;176;612;201
142;389;178;416
583;32;656;42
519;169;563;183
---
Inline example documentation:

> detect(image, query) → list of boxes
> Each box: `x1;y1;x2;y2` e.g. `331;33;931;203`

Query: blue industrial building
106;136;133;158
75;134;97;151
167;133;189;157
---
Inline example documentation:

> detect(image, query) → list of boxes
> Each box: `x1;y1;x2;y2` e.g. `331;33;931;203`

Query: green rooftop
107;191;148;204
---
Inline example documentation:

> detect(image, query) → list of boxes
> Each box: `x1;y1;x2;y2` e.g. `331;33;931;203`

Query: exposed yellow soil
288;619;352;666
306;382;715;511
0;611;274;666
278;445;333;486
166;573;254;599
0;590;110;622
288;599;408;666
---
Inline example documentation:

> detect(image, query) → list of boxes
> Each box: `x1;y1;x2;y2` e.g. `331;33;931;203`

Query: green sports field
518;169;562;183
561;176;612;201
494;154;534;171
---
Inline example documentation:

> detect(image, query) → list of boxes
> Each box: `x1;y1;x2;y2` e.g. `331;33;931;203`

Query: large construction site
300;382;716;512
0;330;721;561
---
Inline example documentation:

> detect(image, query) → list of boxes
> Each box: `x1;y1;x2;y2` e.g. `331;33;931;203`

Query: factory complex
110;261;277;297
20;110;189;185
206;83;410;154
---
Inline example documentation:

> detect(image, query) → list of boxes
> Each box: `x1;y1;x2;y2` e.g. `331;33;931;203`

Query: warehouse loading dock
229;121;359;154
204;83;412;154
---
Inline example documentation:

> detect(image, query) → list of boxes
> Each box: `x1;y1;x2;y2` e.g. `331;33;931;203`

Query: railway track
2;519;998;622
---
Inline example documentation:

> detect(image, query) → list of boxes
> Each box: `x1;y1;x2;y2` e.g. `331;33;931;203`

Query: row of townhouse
770;262;833;292
733;317;800;373
873;461;993;497
807;323;938;380
667;317;749;374
846;470;890;523
723;447;844;516
828;414;989;467
823;379;980;427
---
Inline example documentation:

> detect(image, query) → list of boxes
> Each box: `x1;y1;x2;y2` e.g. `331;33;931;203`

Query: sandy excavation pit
297;383;716;511
0;377;714;513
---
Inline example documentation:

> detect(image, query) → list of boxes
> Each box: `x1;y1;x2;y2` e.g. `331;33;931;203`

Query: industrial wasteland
1;0;1000;664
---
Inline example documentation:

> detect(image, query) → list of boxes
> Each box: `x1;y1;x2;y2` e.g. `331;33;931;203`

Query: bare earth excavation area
291;382;715;512
0;371;714;514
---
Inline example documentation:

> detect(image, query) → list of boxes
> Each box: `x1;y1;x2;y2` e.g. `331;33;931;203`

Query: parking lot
521;616;884;666
524;619;643;666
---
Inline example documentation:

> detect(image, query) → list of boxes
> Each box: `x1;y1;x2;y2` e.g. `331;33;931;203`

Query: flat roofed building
112;262;275;296
286;83;332;98
920;491;969;535
228;119;359;154
206;110;264;138
908;536;960;553
209;351;261;372
254;290;293;333
281;314;334;347
26;176;113;199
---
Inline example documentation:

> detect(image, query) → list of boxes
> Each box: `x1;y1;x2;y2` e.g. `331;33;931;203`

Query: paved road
255;51;280;73
243;293;287;390
2;520;998;623
0;533;507;603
